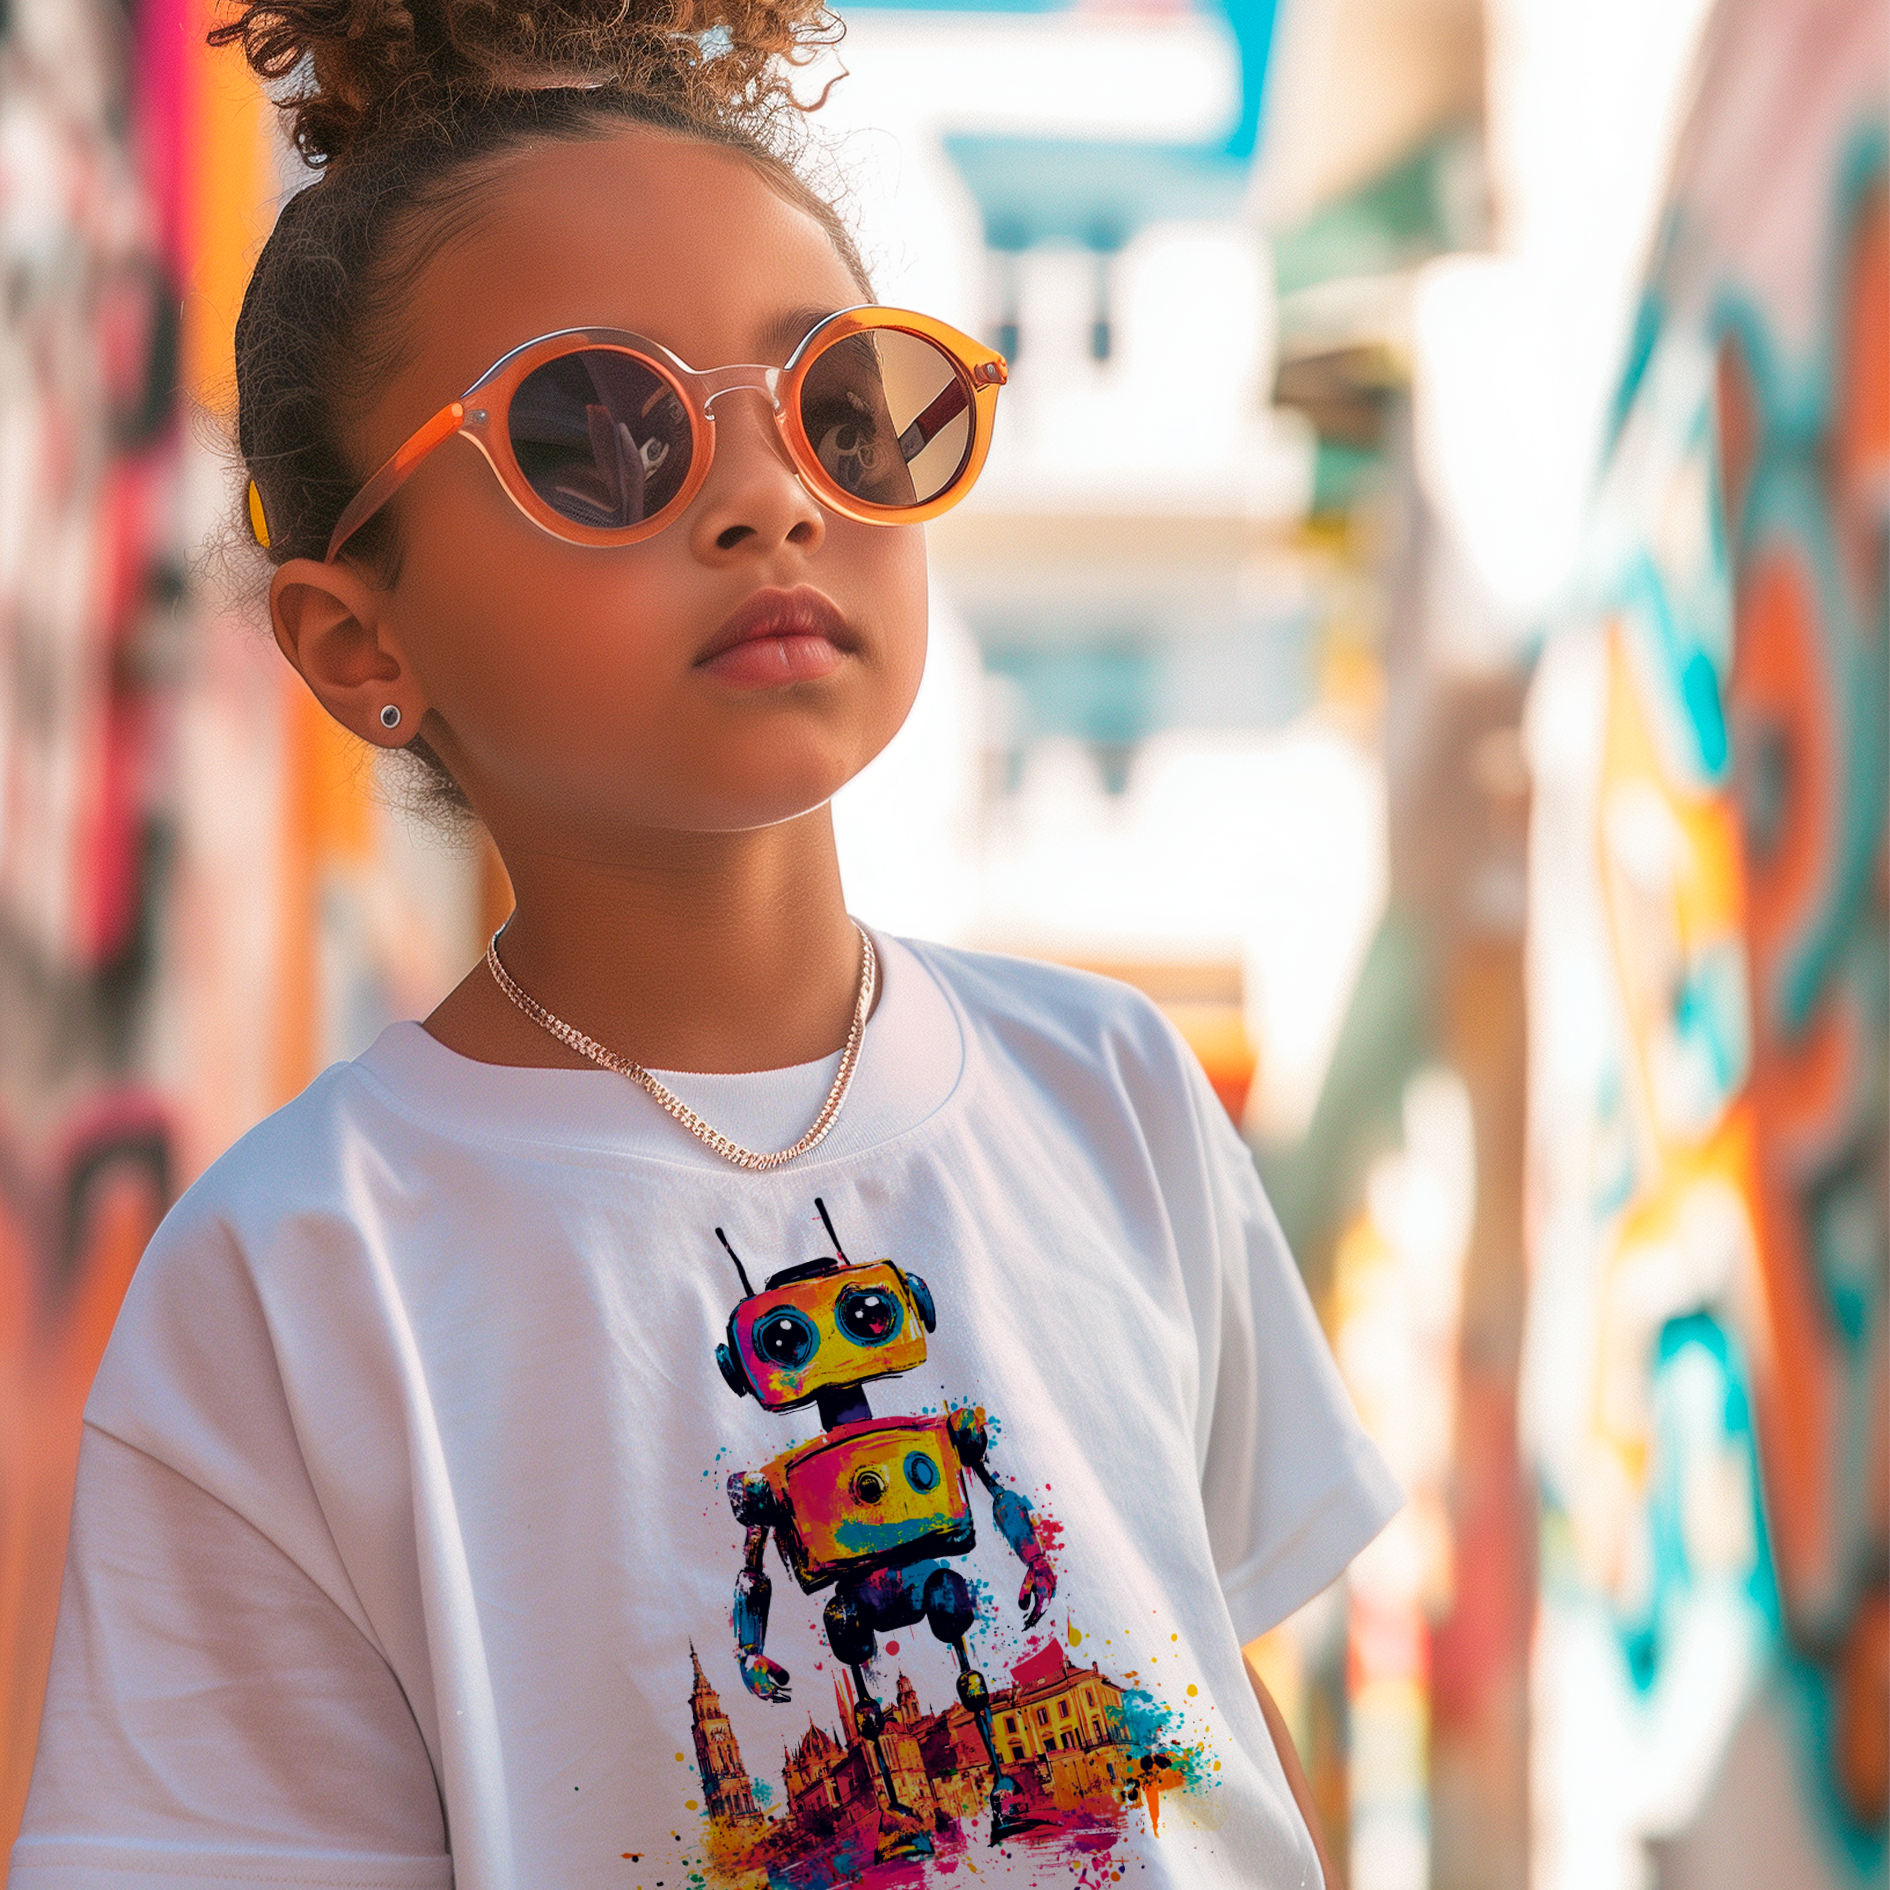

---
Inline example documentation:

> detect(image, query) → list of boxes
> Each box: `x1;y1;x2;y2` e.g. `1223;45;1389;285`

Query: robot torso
763;1413;975;1593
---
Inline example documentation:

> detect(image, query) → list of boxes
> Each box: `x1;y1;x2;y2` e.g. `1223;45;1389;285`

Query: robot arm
728;1473;792;1703
947;1404;1057;1628
992;1487;1057;1629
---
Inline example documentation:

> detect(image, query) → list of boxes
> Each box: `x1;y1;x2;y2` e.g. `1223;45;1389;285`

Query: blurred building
1524;2;1887;1885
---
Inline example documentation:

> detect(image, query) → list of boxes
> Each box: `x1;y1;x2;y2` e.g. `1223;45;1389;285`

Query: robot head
713;1200;937;1413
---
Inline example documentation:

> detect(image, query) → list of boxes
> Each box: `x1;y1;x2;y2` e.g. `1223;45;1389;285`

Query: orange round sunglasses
250;306;1008;564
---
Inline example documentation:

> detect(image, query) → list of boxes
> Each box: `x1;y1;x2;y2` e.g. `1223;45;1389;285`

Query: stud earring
380;704;402;730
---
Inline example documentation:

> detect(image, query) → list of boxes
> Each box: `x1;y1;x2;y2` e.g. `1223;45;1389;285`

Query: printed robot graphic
711;1198;1058;1860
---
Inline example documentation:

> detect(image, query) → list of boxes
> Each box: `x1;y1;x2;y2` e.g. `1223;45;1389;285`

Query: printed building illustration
687;1640;1194;1885
688;1644;762;1825
991;1642;1127;1764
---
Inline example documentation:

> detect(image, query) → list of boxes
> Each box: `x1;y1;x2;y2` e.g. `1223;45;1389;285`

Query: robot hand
946;1402;990;1467
739;1652;794;1703
1016;1542;1056;1629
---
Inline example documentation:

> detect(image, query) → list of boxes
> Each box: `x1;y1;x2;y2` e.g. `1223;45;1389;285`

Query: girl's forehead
384;132;860;426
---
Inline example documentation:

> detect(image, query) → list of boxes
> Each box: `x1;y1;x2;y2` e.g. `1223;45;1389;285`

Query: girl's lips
699;634;844;687
696;587;855;688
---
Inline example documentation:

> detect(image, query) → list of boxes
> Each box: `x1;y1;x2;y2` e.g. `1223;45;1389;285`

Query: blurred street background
0;0;1884;1883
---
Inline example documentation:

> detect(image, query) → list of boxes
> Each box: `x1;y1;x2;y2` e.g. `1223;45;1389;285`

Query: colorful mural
0;0;188;1837
1523;0;1887;1882
0;0;482;1858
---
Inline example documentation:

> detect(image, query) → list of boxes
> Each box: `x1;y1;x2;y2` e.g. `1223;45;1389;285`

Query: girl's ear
269;557;425;748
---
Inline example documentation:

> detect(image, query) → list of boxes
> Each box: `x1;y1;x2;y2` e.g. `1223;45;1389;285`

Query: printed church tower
688;1643;760;1822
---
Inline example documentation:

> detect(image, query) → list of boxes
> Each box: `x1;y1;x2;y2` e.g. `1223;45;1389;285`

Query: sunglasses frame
320;305;1008;564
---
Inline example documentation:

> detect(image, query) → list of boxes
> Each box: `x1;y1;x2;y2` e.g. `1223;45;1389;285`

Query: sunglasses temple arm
325;401;468;563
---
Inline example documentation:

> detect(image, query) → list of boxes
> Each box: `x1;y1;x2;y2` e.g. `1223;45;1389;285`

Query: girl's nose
689;391;824;561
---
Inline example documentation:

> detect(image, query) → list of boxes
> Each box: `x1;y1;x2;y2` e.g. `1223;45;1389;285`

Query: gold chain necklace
484;921;877;1172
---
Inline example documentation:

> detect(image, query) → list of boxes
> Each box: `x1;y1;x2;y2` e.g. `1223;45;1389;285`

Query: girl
14;2;1397;1884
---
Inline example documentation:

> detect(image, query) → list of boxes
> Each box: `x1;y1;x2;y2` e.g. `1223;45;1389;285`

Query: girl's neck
423;807;866;1075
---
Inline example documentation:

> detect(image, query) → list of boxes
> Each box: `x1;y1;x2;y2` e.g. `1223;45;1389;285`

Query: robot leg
921;1567;1036;1843
823;1587;920;1825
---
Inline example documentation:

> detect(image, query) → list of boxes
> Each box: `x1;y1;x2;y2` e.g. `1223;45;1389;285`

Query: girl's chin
516;704;897;835
596;773;858;837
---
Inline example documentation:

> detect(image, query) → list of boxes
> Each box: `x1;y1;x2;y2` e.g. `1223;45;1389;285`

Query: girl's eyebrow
761;305;845;359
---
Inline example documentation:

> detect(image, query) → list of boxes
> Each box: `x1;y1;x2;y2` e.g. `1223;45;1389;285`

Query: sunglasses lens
799;328;974;510
508;348;694;530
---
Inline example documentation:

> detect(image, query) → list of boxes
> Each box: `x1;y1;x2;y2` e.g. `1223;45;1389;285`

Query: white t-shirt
15;934;1398;1890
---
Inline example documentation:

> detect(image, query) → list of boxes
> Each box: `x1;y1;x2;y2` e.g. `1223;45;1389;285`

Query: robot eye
836;1286;903;1347
753;1309;818;1368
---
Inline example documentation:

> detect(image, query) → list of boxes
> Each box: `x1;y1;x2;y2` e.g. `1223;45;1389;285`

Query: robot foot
990;1803;1041;1845
874;1815;937;1863
987;1774;1042;1845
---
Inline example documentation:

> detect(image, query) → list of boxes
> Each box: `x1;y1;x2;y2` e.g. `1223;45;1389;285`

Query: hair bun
210;0;840;164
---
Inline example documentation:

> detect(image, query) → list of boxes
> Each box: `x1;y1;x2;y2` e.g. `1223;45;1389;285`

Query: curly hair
210;0;844;168
214;0;863;813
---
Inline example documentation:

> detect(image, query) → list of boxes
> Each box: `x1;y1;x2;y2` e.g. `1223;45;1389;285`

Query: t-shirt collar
351;928;965;1171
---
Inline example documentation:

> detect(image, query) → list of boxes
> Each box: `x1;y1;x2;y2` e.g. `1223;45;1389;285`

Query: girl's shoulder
900;934;1169;1030
896;936;1213;1120
165;1053;399;1230
80;1056;402;1467
110;1051;405;1321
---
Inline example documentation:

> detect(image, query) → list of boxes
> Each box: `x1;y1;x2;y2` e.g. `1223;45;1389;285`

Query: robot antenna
813;1197;849;1267
715;1227;756;1297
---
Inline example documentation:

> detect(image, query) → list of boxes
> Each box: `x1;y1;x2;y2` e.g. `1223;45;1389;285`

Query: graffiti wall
1523;0;1888;1882
0;0;186;1833
0;0;485;1854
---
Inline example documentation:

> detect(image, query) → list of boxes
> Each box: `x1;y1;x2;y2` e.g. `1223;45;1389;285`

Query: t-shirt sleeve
13;1172;457;1890
1183;1060;1402;1645
12;1424;450;1890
